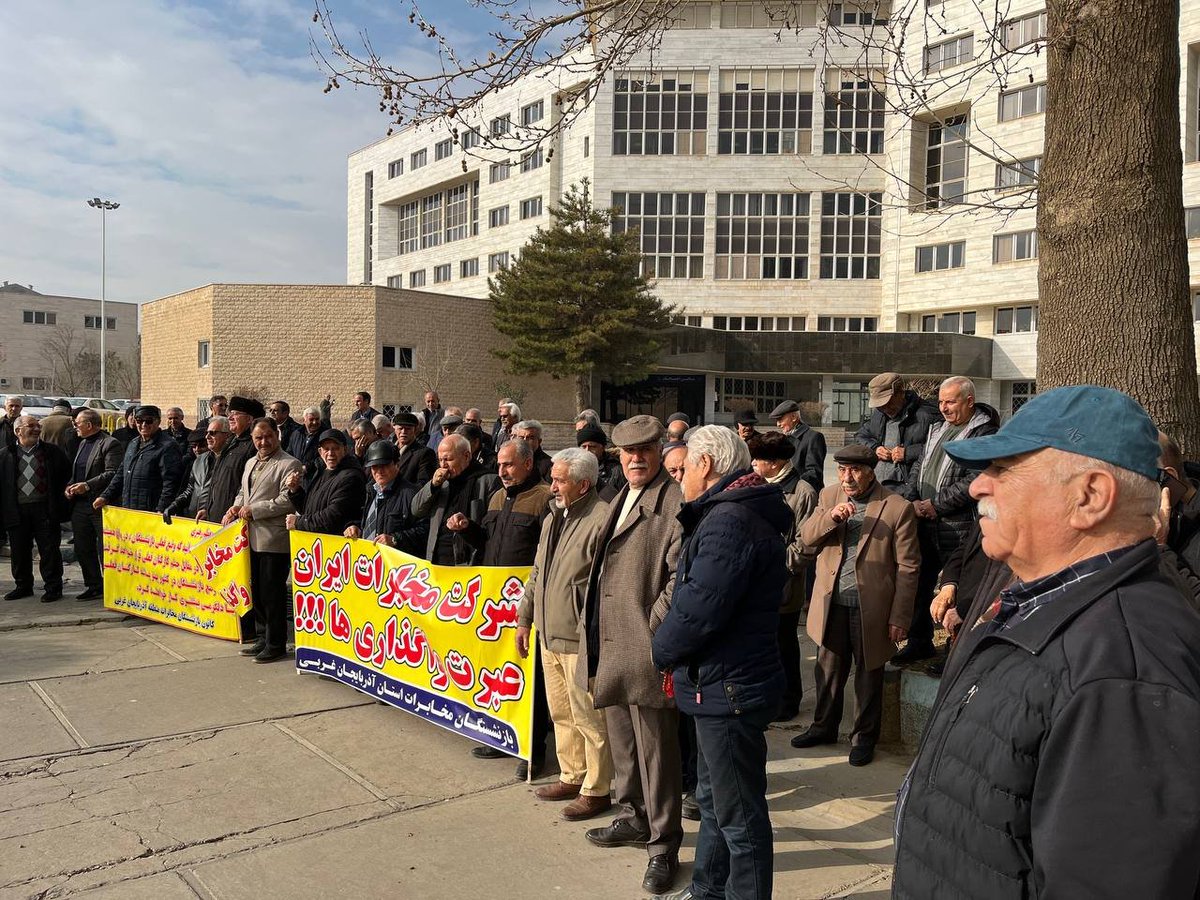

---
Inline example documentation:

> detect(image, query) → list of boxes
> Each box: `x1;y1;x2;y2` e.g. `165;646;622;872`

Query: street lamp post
86;198;120;399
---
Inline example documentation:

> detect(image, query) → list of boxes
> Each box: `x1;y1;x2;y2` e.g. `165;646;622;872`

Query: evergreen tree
490;180;674;412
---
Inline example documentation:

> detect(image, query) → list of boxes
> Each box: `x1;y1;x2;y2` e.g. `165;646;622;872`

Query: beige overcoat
233;449;303;554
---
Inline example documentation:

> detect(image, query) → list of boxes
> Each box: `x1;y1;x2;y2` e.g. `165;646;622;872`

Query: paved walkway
0;562;902;899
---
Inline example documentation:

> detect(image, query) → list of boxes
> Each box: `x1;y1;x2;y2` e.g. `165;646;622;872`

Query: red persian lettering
476;598;520;641
501;576;525;601
294;591;326;634
378;564;441;613
293;542;322;588
473;661;525;710
220;582;251;614
353;552;384;592
444;650;475;691
428;649;449;692
353;621;376;663
436;575;480;624
328;598;352;642
203;544;234;581
319;543;351;592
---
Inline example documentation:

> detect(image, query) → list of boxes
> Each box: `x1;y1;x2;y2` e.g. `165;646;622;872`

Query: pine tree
490;180;674;412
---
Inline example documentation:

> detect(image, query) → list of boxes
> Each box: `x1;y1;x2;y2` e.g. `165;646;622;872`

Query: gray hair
941;376;976;401
75;408;102;427
445;406;464;418
502;436;533;463
552;447;599;486
501;402;522;418
372;414;391;430
167;406;184;416
208;415;230;432
302;406;321;419
515;419;543;436
14;415;39;431
1051;449;1160;524
686;425;750;478
439;433;471;457
575;409;601;428
350;419;377;437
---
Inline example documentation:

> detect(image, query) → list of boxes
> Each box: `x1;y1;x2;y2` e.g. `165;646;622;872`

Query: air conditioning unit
0;378;9;386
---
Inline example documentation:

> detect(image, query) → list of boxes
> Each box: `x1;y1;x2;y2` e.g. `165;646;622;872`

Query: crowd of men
3;376;1200;899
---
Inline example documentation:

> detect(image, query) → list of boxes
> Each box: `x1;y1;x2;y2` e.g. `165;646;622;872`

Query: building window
933;311;977;334
1010;380;1037;413
719;377;788;414
668;2;711;27
720;2;818;28
388;159;403;178
434;264;451;283
915;240;965;272
489;205;510;228
718;68;813;155
520;100;544;126
822;70;885;154
583;136;590;157
1187;207;1200;239
994;305;1038;334
460;258;479;278
715;192;810;279
420;194;442;249
398;200;420;255
22;377;49;391
819;192;882;279
712;315;805;331
817;315;878;331
386;275;402;288
460;128;481;150
382;346;414;370
998;83;1046;122
830;2;889;26
410;148;427;170
197;340;210;368
925;115;969;209
1002;10;1046;49
488;252;510;273
921;314;936;332
519;196;543;220
444;182;472;242
993;229;1038;262
84;315;117;329
925;34;974;73
519;149;544;172
996;156;1042;190
409;270;426;288
490;114;511;137
435;139;454;160
22;310;56;325
364;171;373;283
613;69;709;156
611;191;706;278
672;314;704;327
489;161;511;183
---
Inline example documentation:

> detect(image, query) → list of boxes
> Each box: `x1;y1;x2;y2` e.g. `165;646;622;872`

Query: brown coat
801;481;920;671
577;467;683;709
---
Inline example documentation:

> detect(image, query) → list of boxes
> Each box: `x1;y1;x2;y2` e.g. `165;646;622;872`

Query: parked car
0;394;56;419
111;398;140;412
65;397;125;432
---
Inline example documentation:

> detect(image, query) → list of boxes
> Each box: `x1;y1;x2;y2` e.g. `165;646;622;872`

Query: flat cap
187;428;207;443
576;424;608;446
440;414;464;430
318;428;344;446
747;432;793;462
228;396;265;418
769;400;800;420
456;422;483;443
134;405;162;420
666;412;690;426
868;372;904;408
392;412;419;427
363;440;400;469
611;414;665;448
833;443;876;465
734;409;759;426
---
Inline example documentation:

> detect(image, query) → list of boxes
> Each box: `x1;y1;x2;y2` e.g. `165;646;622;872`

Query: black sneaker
4;587;33;602
252;648;287;663
585;819;651;848
848;745;875;767
471;745;508;760
40;590;63;603
239;643;266;657
681;791;700;821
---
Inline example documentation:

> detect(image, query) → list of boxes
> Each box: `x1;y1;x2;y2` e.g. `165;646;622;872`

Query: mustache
977;498;999;521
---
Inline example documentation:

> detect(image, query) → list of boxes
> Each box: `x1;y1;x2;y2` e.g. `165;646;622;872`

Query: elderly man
65;410;122;600
734;409;760;442
453;438;553;778
577;425;624;501
268;400;304;456
285;429;367;536
0;395;24;452
1;417;70;602
199;396;261;525
169;417;228;520
346;441;427;556
111;406;139;449
371;414;393;444
95;406;184;515
515;419;553;482
429;408;465;454
575;409;601;431
164;407;191;456
224;418;302;663
412;434;500;565
663;442;688;484
40;400;77;454
580;415;684;896
292;404;334;471
392;412;437;486
493;396;514;442
494;401;521;451
852;372;940;491
665;413;690;444
517;447;613;820
196;394;229;432
349;391;379;424
464;409;494;453
768;399;826;491
457;423;496;471
896;375;999;664
748;431;817;721
893;385;1200;898
652;426;791;900
349;418;381;462
793;443;918;766
420;390;444;439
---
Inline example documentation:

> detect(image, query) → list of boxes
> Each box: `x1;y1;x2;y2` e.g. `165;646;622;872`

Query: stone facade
141;284;577;427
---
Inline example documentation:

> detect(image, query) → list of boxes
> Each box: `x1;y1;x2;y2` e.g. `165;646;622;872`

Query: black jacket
596;455;627;502
462;473;552;567
358;476;428;557
894;540;1200;899
397;443;437;487
290;456;367;535
852;391;941;486
204;431;255;521
68;432;123;509
0;440;71;527
166;424;191;458
100;430;184;513
652;471;791;717
532;448;553;483
412;462;500;565
786;424;826;492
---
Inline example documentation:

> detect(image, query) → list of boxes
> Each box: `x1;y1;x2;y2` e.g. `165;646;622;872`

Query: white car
65;397;126;432
0;394;56;419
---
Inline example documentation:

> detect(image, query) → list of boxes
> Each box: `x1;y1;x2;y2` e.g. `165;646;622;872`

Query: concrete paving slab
32;657;374;747
68;870;199;899
0;564;126;633
0;817;152;890
0;684;77;762
0;623;178;684
128;623;244;662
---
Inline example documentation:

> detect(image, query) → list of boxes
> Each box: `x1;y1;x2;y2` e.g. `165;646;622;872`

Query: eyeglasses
135;418;156;424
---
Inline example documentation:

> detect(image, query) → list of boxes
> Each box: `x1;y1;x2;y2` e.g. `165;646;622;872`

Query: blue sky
0;0;492;303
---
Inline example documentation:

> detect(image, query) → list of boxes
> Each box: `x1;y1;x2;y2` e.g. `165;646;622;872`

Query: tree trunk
1039;0;1200;451
574;370;592;415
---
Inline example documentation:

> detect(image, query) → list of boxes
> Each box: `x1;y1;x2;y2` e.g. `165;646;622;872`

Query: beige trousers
542;645;613;797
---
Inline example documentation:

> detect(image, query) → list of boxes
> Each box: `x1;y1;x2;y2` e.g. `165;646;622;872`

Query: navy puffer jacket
652;470;792;717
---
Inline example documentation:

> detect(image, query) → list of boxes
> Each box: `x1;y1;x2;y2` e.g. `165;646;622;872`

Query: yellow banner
103;507;251;641
290;532;536;760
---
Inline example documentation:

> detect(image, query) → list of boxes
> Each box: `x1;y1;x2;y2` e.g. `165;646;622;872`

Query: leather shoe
849;744;875;767
891;642;935;665
535;781;581;802
472;745;508;759
514;758;544;781
790;727;837;749
650;888;694;900
681;791;700;821
4;587;33;602
239;643;266;657
585;819;650;848
40;590;62;603
76;587;103;601
642;854;679;894
252;648;287;663
561;794;611;821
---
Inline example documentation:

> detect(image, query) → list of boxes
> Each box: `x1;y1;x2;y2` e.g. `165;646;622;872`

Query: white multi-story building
347;1;1200;427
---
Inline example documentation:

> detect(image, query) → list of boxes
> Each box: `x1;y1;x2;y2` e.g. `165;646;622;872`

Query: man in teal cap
893;385;1200;899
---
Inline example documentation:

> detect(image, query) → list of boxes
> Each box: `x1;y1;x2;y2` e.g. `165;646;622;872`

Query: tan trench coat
233;449;303;554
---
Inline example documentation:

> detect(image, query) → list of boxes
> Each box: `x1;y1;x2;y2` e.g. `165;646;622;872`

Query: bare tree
45;326;93;396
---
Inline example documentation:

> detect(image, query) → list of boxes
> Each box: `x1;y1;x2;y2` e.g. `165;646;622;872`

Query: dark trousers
812;604;884;748
605;703;684;858
8;502;62;593
71;503;104;591
777;608;803;715
907;528;941;651
532;641;550;763
679;712;698;793
250;550;290;652
691;707;775;900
